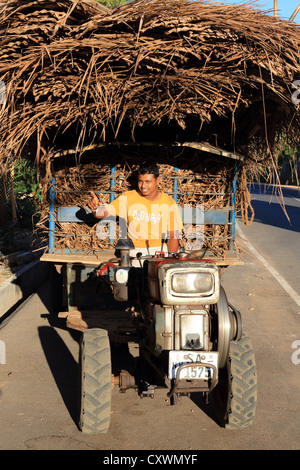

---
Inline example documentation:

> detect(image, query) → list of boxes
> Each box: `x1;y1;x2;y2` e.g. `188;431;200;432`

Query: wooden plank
41;249;243;266
179;206;231;224
204;208;230;225
187;208;231;225
41;249;115;265
190;250;244;266
57;206;89;222
57;205;231;225
64;309;138;340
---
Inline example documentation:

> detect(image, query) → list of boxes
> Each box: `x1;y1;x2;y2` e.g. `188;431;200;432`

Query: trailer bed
41;249;243;267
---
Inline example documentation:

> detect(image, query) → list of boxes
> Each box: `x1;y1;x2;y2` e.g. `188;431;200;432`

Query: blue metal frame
56;205;231;225
49;177;56;252
48;164;238;253
172;167;178;202
109;166;116;245
228;165;237;250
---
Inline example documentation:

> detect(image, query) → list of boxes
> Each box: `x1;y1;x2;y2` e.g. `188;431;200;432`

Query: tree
277;135;300;185
95;0;131;9
0;175;7;227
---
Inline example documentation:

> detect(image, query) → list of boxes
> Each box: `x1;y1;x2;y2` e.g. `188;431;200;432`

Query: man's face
137;173;160;199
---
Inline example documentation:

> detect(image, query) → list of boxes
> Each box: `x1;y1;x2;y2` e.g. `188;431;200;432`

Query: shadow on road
38;324;138;429
240;199;300;233
190;392;219;426
38;326;80;426
247;184;300;232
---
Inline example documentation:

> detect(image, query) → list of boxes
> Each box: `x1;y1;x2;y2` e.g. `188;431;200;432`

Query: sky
217;1;300;20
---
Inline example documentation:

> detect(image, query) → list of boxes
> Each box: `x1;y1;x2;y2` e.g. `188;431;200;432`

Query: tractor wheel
211;333;257;429
78;328;112;434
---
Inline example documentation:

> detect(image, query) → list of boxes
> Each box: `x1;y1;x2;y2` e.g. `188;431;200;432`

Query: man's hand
87;191;100;212
87;191;109;219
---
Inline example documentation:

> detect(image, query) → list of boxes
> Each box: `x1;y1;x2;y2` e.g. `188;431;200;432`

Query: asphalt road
0;185;299;453
238;183;300;303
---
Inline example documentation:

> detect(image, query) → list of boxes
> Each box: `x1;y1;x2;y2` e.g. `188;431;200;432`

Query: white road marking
236;222;300;308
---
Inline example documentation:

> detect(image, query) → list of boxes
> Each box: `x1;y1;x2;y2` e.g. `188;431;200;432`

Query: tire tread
79;328;111;434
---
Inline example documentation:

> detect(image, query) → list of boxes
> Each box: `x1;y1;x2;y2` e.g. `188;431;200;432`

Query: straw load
0;0;299;253
48;157;245;254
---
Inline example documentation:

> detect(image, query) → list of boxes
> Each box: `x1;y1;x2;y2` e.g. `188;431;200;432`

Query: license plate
168;351;218;380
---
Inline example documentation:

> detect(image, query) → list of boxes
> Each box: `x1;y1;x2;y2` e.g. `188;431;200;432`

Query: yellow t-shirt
106;190;183;249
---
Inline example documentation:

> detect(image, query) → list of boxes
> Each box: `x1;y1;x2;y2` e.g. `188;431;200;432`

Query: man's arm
167;202;183;253
168;230;180;253
87;191;109;219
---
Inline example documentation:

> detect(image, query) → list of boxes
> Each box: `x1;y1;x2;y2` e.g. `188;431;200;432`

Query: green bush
11;159;42;229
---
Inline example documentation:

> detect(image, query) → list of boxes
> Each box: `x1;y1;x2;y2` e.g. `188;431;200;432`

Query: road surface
238;183;300;304
0;184;299;452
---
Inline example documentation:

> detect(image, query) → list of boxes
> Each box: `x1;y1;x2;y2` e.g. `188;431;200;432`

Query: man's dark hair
137;162;159;178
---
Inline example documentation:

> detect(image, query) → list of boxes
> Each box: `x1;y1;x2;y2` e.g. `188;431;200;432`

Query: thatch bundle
0;0;300;171
0;0;299;253
37;155;250;254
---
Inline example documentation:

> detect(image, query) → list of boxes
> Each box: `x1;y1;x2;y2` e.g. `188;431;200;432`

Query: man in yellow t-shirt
88;163;183;256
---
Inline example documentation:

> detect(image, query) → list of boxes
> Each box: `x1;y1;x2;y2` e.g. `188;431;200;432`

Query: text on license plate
168;351;218;380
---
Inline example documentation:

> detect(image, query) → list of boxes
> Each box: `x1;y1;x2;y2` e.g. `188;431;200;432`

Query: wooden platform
58;308;138;340
41;249;243;267
41;250;115;266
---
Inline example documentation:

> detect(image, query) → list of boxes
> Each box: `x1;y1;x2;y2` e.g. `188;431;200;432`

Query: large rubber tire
211;333;257;429
79;328;112;434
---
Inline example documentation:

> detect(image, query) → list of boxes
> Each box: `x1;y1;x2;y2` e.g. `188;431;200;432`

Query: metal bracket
167;362;218;398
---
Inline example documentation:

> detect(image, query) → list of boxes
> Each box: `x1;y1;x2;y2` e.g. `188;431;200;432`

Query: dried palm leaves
36;158;251;254
1;0;299;253
0;0;299;176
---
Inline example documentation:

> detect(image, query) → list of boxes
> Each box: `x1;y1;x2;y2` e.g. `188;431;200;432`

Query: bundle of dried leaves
0;0;299;176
